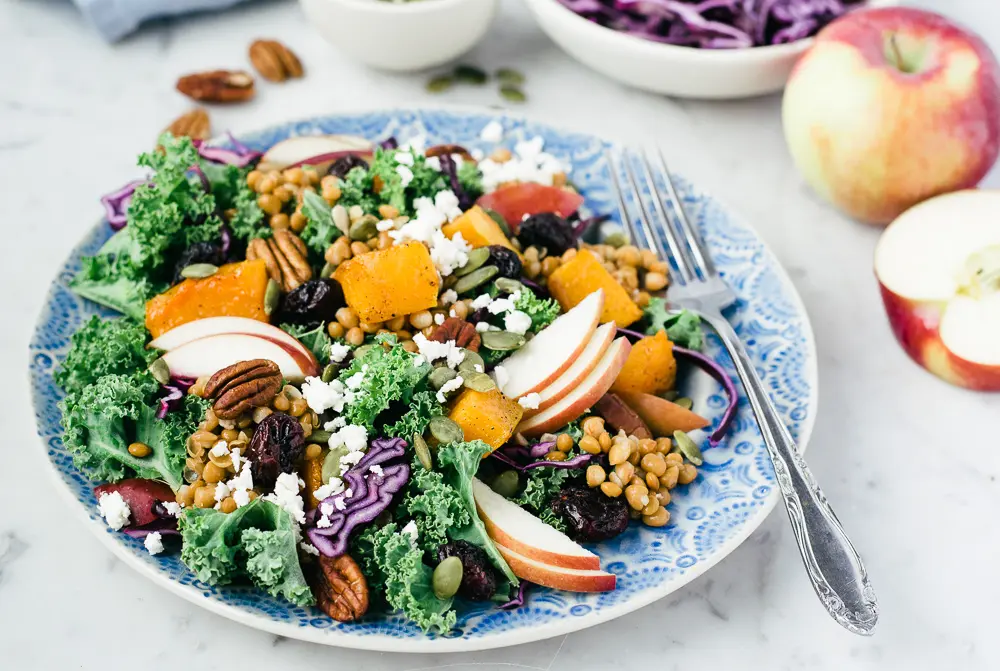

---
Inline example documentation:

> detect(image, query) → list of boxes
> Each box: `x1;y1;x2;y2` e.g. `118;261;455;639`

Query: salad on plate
56;121;737;632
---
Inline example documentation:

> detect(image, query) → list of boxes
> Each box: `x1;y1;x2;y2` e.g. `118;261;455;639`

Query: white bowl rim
302;0;487;14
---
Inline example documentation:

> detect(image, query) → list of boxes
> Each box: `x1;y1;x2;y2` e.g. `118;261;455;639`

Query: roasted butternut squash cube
448;388;523;452
547;249;643;327
610;330;677;395
145;259;269;339
442;206;516;252
333;241;439;323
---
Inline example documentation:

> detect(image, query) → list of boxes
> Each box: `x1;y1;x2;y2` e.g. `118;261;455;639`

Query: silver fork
607;147;878;636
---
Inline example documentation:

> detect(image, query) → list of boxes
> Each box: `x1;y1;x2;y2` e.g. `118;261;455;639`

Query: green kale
457;160;484;202
384;389;444;440
300;190;341;258
399;465;471;554
643;298;704;350
70;232;157;321
511;466;571;534
280;322;333;364
179;498;314;607
201;162;268;243
335;148;451;217
336;341;431;432
514;287;561;333
54;316;158;396
335;165;378;216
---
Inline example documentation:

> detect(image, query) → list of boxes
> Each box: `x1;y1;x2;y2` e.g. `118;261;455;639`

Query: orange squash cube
611;330;677;395
442;206;516;252
145;259;270;339
448;388;523;452
547;249;644;327
333;241;439;324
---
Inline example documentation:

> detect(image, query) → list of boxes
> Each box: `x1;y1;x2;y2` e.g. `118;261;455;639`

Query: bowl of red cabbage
521;0;897;98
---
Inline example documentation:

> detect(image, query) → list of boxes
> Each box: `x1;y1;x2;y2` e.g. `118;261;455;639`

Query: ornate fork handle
701;311;879;636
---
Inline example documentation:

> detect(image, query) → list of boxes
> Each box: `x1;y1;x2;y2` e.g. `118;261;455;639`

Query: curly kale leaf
54;316;158;395
335;148;450;217
457;160;484;202
70;232;157;320
384;389;444;440
399;465;471;554
201;162;267;243
300;190;341;258
280;322;333;365
336;340;431;432
511;466;571;534
643;298;704;350
514;287;561;333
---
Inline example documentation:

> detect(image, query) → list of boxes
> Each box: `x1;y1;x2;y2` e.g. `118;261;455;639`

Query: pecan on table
204;359;283;420
430;317;481;352
176;70;255;104
163;108;210;142
310;554;369;622
247;230;312;292
248;39;304;83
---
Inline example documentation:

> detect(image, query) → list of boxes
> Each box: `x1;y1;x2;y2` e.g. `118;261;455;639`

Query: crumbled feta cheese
315;478;345;503
339;449;364;470
434;313;445;325
493;365;510;393
233;489;251;508
162;501;183;517
435;190;463;221
504;310;533;335
344;370;365;391
429;230;471;277
518;393;541;410
230;447;242;475
376;219;395;232
396;164;414;187
440;289;458;305
214;481;232;503
394;150;415;166
98;491;131;531
413;332;465;368
225;461;255;509
478;135;568;192
329;424;368;454
302;376;350;414
144;532;164;556
329;342;352;363
209;441;229;458
401;520;419;542
480;120;504;143
325;416;347;431
333;495;348;512
425;156;441;171
471;294;493;310
388;189;466;274
300;542;320;556
316;515;332;528
369;464;384;477
446;346;466;369
401;135;427;153
436;375;465;403
474;364;484;373
487;297;515;315
475;321;491;333
264;472;306;524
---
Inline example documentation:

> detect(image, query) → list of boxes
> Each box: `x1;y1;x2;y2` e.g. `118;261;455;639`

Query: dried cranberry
277;278;345;324
516;213;577;256
487;245;523;280
172;241;223;283
550;486;629;542
247;413;305;489
436;540;498;601
327;156;369;180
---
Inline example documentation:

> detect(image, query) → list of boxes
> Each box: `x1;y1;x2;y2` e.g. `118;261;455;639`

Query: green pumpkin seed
413;433;433;471
483;208;512;237
426;75;454;93
604;231;628;248
673;430;704;466
674;397;693;410
454;265;499;294
494;277;525;295
491;470;520;498
429;366;458;390
308;429;332;444
496;68;525;86
321;363;338;383
463;371;496;393
264;278;281;316
429;416;464;444
349;215;379;241
662;390;680;401
500;86;526;103
355;344;376;361
481;330;525;351
457;350;485;374
320;261;336;278
454;64;488;84
454;247;490;277
180;263;218;279
432;556;464;599
148;358;171;385
321;446;349;482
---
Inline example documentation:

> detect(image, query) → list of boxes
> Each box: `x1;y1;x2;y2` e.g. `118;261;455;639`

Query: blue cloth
74;0;250;42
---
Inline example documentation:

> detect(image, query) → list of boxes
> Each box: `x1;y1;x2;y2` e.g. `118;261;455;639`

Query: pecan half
204;359;282;419
310;554;369;622
430;317;481;352
176;70;255;104
248;39;304;82
164;108;210;142
247;230;312;291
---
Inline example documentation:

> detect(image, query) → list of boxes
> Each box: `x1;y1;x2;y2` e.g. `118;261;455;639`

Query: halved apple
500;290;604;399
161;333;314;382
494;542;616;592
517;337;631;436
472;478;600;571
149;316;316;365
522;322;616;417
875;190;1000;390
257;135;373;173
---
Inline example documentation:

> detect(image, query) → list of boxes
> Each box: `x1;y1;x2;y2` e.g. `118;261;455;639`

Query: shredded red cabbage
557;0;865;48
194;135;262;167
306;437;410;557
500;581;530;609
379;136;399;150
491;444;592;471
101;179;146;231
439;153;476;211
155;376;197;419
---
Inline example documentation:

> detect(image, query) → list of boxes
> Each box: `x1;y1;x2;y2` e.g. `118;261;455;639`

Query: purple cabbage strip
529;441;556;459
122;518;180;539
189;164;211;192
439;153;475;211
490;447;592;472
379;136;399;150
500;581;530;609
195;138;263;167
155;376;197;419
101;179;146;231
220;225;233;258
306;437;410;557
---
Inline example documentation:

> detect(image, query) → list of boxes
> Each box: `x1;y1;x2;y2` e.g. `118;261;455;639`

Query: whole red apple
782;7;1000;226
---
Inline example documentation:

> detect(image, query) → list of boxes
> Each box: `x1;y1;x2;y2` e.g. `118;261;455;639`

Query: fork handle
702;313;879;636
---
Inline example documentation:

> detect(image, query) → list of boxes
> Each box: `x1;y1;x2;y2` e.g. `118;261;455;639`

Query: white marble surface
2;0;999;668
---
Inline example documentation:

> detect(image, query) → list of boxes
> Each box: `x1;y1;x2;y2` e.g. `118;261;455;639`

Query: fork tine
605;149;645;249
651;148;717;278
635;150;697;281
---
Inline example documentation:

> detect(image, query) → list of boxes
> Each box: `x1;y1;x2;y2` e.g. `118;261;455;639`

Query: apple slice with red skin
875;189;1000;389
500;290;603;400
617;392;710;435
161;333;316;382
94;479;176;527
477;183;584;233
257;135;373;173
517;336;631;437
495;542;616;592
472;478;600;571
522;322;616;416
148;316;316;367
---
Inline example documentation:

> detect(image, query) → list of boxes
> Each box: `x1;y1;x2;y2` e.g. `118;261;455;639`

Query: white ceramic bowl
301;0;499;72
521;0;898;99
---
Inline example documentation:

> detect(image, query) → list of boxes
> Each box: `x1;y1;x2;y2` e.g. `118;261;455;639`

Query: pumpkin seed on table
413;433;433;470
426;75;454;93
429;366;458;390
463;371;496;393
180;263;218;279
454;265;499;294
264;278;281;316
148;358;171;385
429;416;464;444
457;350;485;375
432;556;464;599
496;68;525;85
674;396;693;410
454;247;489;277
308;429;332;444
491;470;520;498
673;430;704;466
349;215;379;241
454;64;488;84
481;330;525;351
500;86;526;103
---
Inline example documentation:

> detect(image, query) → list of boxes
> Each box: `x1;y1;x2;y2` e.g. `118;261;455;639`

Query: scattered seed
429;366;459;390
675;397;693;410
320;261;336;278
458;350;485;374
264;278;281;316
662;390;680;401
308;429;332;444
429;416;464;444
604;231;628;248
354;344;374;360
673;430;704;466
463;371;496;393
454;64;488;84
496;68;525;86
349;215;379;241
494;277;525;294
321;363;338;383
148;358;171;385
180;263;218;279
500;86;526;103
454;247;490;277
413;433;433;470
454;265;499;294
432;556;464;599
426;75;455;93
481;330;526;351
490;470;520;498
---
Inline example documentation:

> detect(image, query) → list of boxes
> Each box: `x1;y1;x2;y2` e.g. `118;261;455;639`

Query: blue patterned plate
29;108;817;652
